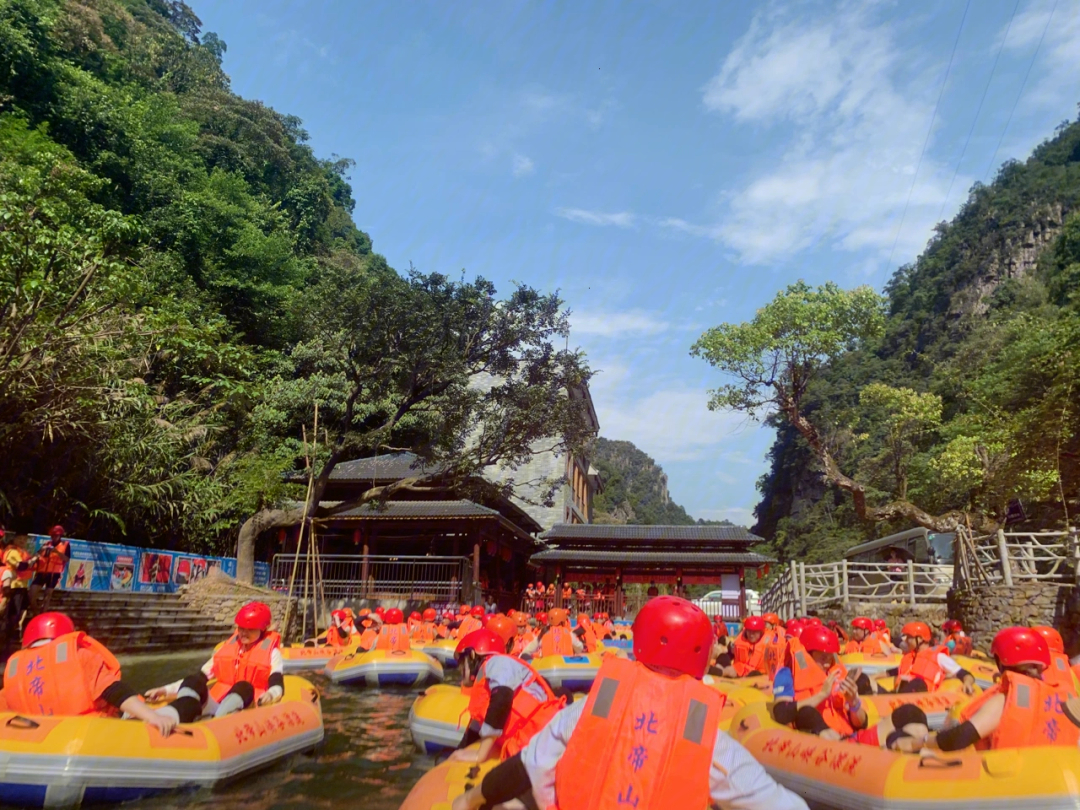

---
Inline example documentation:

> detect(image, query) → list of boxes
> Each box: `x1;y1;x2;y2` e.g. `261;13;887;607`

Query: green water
4;651;444;810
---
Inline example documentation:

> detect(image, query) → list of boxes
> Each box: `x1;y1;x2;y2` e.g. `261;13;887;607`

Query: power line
937;0;1021;222
886;0;972;273
983;0;1058;182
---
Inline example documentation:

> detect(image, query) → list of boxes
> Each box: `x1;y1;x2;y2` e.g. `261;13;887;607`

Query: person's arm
257;649;285;705
570;633;585;653
710;731;810;810
937;653;975;694
929;693;1005;751
146;657;214;700
794;671;839;710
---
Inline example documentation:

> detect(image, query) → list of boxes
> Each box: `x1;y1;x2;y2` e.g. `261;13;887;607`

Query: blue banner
29;535;250;594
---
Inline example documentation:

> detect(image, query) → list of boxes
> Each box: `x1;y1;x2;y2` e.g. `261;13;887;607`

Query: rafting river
0;650;443;810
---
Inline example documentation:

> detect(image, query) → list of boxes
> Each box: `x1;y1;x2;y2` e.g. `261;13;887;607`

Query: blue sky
196;0;1080;526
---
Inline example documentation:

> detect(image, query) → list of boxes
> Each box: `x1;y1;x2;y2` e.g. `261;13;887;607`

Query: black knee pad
794;706;831;735
180;672;209;703
169;695;203;724
227;680;256;707
897;677;928;693
552;686;575;704
855;673;873;695
891;703;928;729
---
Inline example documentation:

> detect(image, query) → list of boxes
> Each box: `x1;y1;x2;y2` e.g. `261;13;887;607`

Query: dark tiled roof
529;550;775;564
539;524;762;545
330;500;499;519
320;452;441;483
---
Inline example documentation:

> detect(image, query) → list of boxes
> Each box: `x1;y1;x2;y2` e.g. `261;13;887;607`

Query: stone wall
179;568;300;639
811;602;948;634
949;582;1079;655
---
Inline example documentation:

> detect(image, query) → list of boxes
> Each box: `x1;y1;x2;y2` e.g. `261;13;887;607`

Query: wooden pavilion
531;524;774;619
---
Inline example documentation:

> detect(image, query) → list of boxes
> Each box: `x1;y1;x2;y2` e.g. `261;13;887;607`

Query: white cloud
1000;1;1080;111
512;153;535;177
571;309;669;337
555;207;636;228
676;5;959;267
695;506;757;526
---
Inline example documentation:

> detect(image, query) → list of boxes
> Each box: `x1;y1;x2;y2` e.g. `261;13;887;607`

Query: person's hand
143;687;169;702
147;712;177;737
961;677;976;696
449;748;481;764
258;690;279;706
451;786;485;810
840;667;862;702
820;670;839;698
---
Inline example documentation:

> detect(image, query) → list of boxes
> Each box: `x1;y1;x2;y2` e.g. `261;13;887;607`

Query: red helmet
383;608;404;625
712;615;723;623
357;608;371;617
632;596;713;679
851;617;873;631
470;605;485;618
800;626;840;655
507;609;516;617
536;581;545;588
331;609;348;623
442;610;455;619
1032;625;1065;654
22;612;75;648
375;606;386;617
763;612;780;626
422;608;437;621
536;611;549;625
49;525;65;538
236;601;272;630
785;618;804;632
459;603;470;615
487;614;516;643
874;619;887;629
805;617;823;627
455;628;505;660
901;621;931;643
743;616;765;632
991;626;1050;670
409;611;422;621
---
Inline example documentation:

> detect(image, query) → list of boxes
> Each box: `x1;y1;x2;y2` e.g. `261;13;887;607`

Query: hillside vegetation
739;112;1080;564
0;0;594;560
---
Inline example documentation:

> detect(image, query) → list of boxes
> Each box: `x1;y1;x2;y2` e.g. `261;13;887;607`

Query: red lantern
500;546;512;562
485;540;496;556
352;529;362;546
277;528;287;545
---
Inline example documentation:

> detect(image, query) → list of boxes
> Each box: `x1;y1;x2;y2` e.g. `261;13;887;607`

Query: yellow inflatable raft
0;675;323;808
531;652;603;691
399;746;498;810
281;639;360;672
414;638;459;669
409;684;471;754
325;647;443;687
729;701;1080;810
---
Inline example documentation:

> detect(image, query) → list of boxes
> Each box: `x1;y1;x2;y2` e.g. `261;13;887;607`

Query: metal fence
269;554;470;603
760;560;952;618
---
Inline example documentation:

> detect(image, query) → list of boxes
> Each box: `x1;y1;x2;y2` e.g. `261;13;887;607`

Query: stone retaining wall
810;603;948;634
179;569;299;639
948;582;1079;655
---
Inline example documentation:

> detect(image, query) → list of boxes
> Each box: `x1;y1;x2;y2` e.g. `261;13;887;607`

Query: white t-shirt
520;699;809;810
478;655;549;738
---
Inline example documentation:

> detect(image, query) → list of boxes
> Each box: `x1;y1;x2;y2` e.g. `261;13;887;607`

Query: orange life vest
540;626;574;657
4;633;121;717
359;627;378;649
374;623;411;652
553;657;723;810
1042;651;1079;692
577;620;598;653
210;631;280;702
731;632;766;676
843;632;885;655
467;654;565;758
787;647;853;736
35;540;69;575
959;671;1079;749
456;616;482;639
898;645;946;691
764;635;803;680
511;630;537;658
602;621;614;636
947;633;973;657
413;621;438;644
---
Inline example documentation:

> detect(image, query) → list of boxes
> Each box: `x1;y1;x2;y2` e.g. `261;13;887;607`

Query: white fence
956;528;1080;588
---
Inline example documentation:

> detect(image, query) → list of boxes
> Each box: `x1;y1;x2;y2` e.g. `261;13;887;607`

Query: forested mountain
0;0;594;559
750;111;1080;564
592;437;732;526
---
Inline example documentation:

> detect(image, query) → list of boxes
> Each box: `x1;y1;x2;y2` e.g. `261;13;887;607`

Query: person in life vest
2;532;33;648
762;619;805;681
145;601;284;718
510;612;536;657
927;626;1080;751
1;612;180;735
527;608;584;658
874;618;891;643
407;610;423;635
716;615;768;677
454;605;485;640
450;595;809;810
29;525;70;614
325;609;357;647
363;607;410;652
843;617;889;655
449;618;567;765
573;613;599;653
942;619;973;656
771;625;870;740
887;621;975;694
1030;625;1080;691
762;612;782;644
412;607;440;643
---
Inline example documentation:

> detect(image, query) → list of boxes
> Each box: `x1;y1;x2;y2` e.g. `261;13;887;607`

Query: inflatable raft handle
5;715;40;730
918;756;963;769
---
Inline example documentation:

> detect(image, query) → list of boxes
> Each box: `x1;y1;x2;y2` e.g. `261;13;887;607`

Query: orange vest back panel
210;631;279;701
468;655;562;758
4;633;117;716
375;624;411;652
554;658;721;810
990;671;1079;749
541;627;573;657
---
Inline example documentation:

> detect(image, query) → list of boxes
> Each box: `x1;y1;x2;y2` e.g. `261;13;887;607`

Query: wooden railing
760;560;952;618
955;527;1079;588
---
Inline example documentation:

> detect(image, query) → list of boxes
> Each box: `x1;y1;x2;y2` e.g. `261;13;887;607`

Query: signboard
30;535;249;594
1005;498;1026;525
